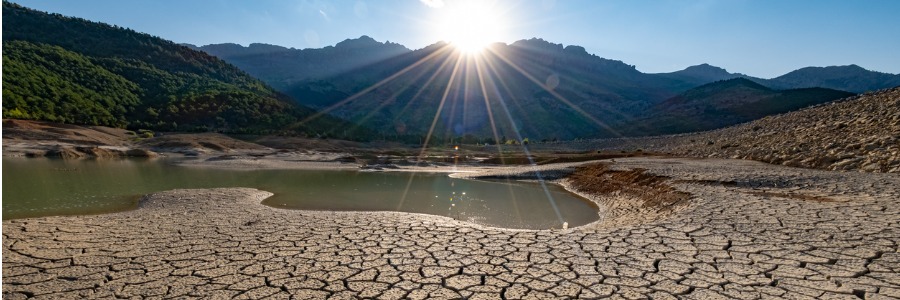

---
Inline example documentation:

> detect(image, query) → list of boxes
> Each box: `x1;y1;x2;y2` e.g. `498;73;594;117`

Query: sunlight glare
435;1;506;54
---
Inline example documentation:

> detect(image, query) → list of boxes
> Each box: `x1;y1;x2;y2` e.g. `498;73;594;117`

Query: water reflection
2;158;599;229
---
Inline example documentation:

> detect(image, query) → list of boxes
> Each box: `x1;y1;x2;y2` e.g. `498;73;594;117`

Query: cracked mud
3;158;899;299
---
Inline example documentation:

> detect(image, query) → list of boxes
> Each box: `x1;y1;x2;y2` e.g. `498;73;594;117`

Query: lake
2;158;600;229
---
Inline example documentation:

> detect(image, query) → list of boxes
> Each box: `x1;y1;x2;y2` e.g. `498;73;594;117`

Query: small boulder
25;151;47;158
76;146;124;158
46;147;85;159
125;149;159;158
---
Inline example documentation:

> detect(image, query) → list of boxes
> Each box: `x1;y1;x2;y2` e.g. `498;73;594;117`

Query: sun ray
347;51;453;137
392;50;460;123
480;55;543;138
435;0;507;54
418;53;465;159
476;53;566;226
473;55;504;156
299;44;455;126
395;172;418;211
442;66;465;141
479;53;540;137
484;47;625;138
494;51;654;136
473;55;526;222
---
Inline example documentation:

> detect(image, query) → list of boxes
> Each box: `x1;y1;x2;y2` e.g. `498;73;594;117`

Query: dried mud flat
3;157;900;299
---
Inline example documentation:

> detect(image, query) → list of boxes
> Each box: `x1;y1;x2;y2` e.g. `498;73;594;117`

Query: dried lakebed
3;157;900;299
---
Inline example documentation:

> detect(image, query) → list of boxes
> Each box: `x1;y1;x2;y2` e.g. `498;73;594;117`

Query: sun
434;1;506;54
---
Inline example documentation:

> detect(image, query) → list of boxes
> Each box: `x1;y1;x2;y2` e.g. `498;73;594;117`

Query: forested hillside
1;2;361;138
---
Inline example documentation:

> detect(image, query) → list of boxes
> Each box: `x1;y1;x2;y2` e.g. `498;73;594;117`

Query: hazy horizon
9;0;900;78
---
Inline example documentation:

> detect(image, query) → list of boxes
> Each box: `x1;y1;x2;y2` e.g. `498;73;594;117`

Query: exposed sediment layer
3;157;900;299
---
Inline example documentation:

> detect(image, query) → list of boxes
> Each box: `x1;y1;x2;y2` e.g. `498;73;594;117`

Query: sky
11;0;900;78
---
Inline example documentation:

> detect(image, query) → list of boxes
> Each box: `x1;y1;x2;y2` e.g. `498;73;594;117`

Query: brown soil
137;133;269;152
2;119;132;146
3;119;271;156
251;136;370;152
567;162;690;211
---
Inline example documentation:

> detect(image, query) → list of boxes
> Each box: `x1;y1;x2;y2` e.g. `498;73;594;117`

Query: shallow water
2;157;599;229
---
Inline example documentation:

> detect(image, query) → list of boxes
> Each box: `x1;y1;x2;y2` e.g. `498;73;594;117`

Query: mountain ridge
255;38;866;140
190;36;411;89
193;37;900;94
766;65;900;93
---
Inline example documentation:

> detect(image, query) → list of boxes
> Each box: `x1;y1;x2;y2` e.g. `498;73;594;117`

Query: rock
25;151;47;158
332;156;357;163
179;149;204;156
861;162;882;172
125;149;159;158
359;164;399;170
75;146;124;158
45;146;85;159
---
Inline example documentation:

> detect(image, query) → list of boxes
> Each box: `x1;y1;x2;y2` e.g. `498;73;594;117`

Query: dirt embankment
2;119;158;158
2;120;268;158
136;133;271;155
562;162;691;227
2;119;132;146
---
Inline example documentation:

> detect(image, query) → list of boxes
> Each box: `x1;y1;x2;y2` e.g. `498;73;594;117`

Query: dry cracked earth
3;158;900;299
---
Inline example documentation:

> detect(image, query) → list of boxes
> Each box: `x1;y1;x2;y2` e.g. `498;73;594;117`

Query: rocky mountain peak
680;63;731;77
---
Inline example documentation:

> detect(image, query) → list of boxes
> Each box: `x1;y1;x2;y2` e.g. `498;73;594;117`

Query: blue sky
11;0;900;78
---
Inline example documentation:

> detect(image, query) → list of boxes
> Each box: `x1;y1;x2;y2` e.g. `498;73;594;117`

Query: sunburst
434;1;507;54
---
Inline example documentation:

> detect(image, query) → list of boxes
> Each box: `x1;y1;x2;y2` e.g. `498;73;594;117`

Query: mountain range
194;37;900;96
656;63;900;94
5;1;899;142
192;37;896;140
184;37;409;90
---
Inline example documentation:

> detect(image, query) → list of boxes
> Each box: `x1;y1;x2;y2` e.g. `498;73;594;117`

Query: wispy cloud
420;0;444;8
319;9;330;21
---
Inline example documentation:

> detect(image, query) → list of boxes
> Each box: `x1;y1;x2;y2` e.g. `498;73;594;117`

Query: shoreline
165;155;673;231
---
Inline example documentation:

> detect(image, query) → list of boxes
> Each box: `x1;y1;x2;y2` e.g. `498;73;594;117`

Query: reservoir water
2;158;599;229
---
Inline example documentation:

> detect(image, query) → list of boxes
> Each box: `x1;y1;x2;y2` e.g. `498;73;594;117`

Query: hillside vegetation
1;2;362;138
